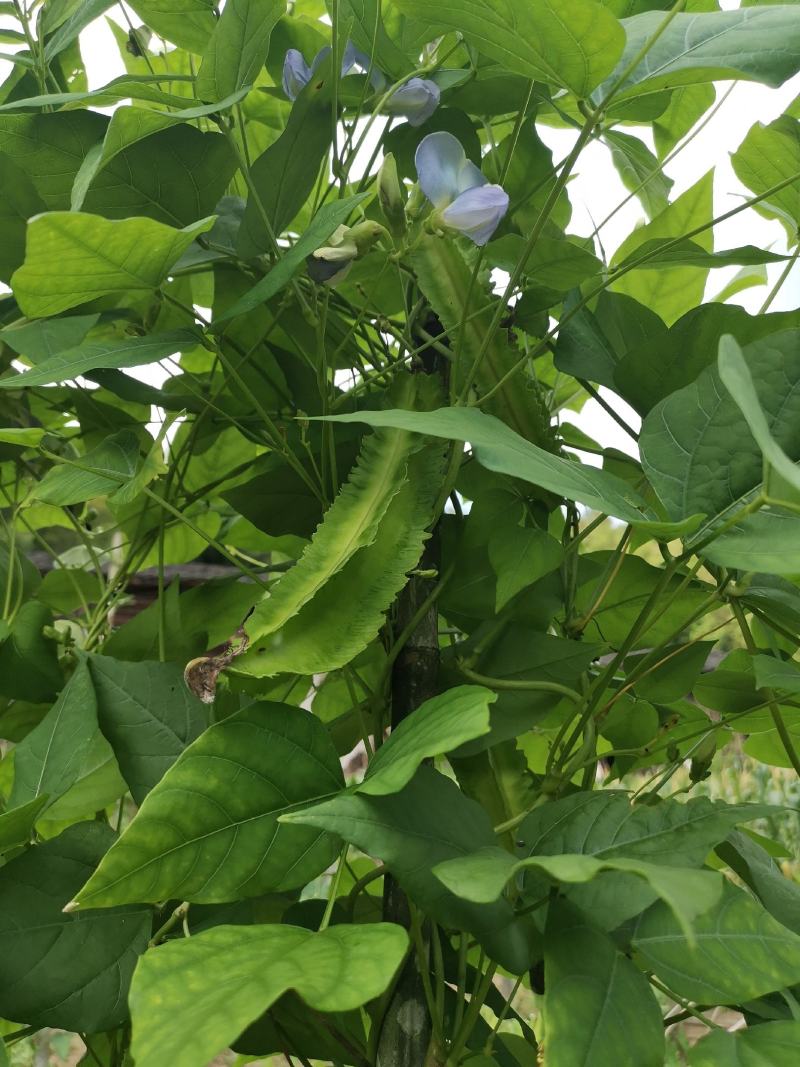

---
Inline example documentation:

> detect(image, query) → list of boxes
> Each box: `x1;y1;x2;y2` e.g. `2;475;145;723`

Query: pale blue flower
415;131;509;246
282;41;384;101
384;78;440;126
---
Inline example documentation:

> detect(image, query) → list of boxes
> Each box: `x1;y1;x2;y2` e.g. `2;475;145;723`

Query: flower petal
309;45;333;77
441;184;509;246
385;78;440;127
415;131;484;209
282;49;313;100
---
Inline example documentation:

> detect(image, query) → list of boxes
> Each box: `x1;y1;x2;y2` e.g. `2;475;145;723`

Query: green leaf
9;659;97;812
0;600;62;702
0;312;99;360
0;330;202;389
11;213;214;318
488;525;564;612
753;655;800;694
0;151;45;284
237;75;332;256
617;239;791;271
0;427;46;447
235;444;443;677
127;0;217;53
0;796;49;854
89;656;210;804
689;1022;800;1067
196;0;284;102
359;686;495;796
514;790;774;929
719;334;800;495
632;884;800;1003
615;303;800;415
394;0;626;97
610;172;713;325
434;848;722;944
129;923;408;1067
34;429;141;506
606;129;673;219
69;701;345;910
83;124;238;228
545;899;664;1067
244;394;419;646
332;0;417;78
0;823;150;1033
282;766;533;973
0;111;108;211
213;193;369;327
718;831;800;936
641;329;800;523
732;115;800;239
703;508;800;576
319;407;654;524
575;553;712;649
602;7;800;102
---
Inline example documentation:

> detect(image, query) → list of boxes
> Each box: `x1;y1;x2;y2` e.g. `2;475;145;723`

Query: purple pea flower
415;131;509;246
282;41;384;101
384;78;440;126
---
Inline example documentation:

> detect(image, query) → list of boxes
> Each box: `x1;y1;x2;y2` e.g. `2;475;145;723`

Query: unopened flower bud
378;152;407;236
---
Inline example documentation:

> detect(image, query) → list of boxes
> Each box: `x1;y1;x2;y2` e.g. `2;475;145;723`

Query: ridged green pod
244;375;420;646
235;443;446;678
411;233;555;450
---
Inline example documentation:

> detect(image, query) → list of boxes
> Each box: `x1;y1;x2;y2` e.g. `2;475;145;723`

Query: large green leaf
320;407;654;524
196;0;284;102
615;304;800;415
0;823;150;1033
394;0;626;97
0;111;108;210
283;766;534;973
640;330;800;522
545;900;664;1067
83;124;238;227
0;330;202;390
235;445;442;677
688;1021;800;1067
331;0;416;78
602;7;800;102
129;923;408;1067
632;884;800;1003
9;658;98;812
237;74;332;256
703;509;800;576
513;791;774;929
489;525;564;612
434;848;721;943
359;685;495;796
33;429;141;506
718;831;800;936
69;701;344;910
609;171;713;325
0;600;62;702
718;334;800;495
11;213;213;317
0;151;44;283
89;656;210;804
732;115;800;240
127;0;217;53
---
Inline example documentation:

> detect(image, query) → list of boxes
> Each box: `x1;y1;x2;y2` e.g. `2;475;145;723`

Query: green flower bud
378;152;407;236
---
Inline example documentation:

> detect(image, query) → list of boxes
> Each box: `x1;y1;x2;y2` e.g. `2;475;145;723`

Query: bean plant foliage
1;0;800;1064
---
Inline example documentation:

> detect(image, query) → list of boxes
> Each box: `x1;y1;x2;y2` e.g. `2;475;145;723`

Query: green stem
319;844;349;931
